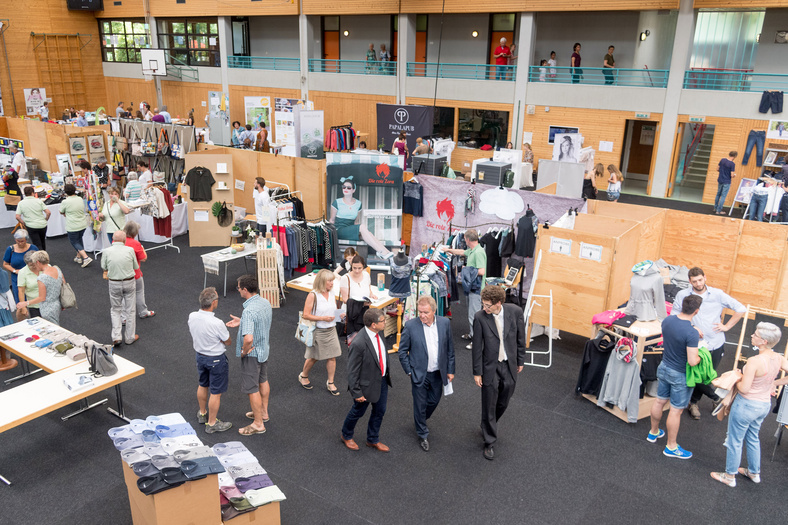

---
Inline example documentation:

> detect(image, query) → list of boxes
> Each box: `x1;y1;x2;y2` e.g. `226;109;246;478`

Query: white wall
249;16;299;58
426;14;490;64
632;10;678;71
526;82;667;113
754;9;788;75
533;12;640;70
338;16;392;61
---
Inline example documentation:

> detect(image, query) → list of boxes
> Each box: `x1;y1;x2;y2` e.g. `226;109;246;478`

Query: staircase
163;53;200;82
680;132;714;190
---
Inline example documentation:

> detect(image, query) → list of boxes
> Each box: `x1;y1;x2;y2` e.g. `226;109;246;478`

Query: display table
583;316;664;423
286;272;397;310
201;245;256;297
0;318;81;379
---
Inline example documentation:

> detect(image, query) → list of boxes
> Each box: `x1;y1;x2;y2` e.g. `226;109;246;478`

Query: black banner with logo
376;103;434;154
327;162;403;189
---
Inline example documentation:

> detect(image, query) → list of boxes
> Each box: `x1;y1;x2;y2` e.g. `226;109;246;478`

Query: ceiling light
343;30;349;37
640;30;650;41
471;30;478;38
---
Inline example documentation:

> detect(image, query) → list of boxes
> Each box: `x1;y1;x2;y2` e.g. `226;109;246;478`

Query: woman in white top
299;270;343;395
606;164;623;202
98;187;132;243
339;255;378;342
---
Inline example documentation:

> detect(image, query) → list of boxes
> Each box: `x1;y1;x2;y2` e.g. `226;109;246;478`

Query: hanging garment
596;340;642;423
153;187;175;238
402;179;424;217
389;256;412;298
480;232;502;278
624;264;667;322
576;332;616;397
515;209;538;258
184;166;215;202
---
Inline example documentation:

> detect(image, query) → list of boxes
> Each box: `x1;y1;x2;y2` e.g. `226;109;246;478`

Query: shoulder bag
142;128;157;157
116;121;128;152
171;130;182;159
131;126;143;157
158;128;170;156
56;266;78;309
295;292;318;347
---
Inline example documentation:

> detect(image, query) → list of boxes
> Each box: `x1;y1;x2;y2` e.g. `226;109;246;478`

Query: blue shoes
663;445;693;459
646;429;665;443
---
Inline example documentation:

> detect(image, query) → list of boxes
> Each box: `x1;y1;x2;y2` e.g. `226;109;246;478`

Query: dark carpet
1;232;786;525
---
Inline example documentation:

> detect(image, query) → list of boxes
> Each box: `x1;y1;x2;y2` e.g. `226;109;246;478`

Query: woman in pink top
711;322;788;487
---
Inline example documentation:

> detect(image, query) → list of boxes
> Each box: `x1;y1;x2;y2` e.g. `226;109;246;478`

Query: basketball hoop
143;72;154;82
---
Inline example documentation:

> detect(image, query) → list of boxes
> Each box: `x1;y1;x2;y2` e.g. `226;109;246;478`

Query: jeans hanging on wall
742;130;765;166
758;91;783;114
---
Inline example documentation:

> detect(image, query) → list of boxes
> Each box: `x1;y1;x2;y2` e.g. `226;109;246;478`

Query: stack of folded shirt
213;441;286;519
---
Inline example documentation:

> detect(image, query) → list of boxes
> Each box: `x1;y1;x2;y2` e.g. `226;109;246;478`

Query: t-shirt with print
718;158;735;184
464;245;487;290
661;315;699;373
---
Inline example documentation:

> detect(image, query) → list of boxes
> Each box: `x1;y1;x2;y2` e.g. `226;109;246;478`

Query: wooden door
323;31;339;72
392;31;398;63
626;121;657;175
412;31;427;77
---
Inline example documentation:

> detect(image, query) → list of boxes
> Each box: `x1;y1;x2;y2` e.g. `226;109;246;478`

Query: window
157;18;220;67
99;19;151;63
432;107;455;140
458;109;509;149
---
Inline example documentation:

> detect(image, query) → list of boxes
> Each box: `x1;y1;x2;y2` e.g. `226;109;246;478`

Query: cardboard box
223;502;280;525
122;463;221;525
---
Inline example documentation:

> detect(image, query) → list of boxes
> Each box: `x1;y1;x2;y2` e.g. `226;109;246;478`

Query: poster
274;98;313;157
767;119;788;140
639;125;656;146
295;108;324;160
376;103;434;156
243;96;271;129
552;133;582;163
24;88;46;115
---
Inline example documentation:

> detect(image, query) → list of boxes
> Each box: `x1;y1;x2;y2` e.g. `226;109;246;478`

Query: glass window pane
111;21;124;33
173;35;187;48
209;24;218;34
173;52;188;65
458;109;509;149
393;16;398;32
416;15;428;32
191;36;209;49
115;48;129;62
102;22;111;34
133;22;147;34
196;23;209;34
105;49;115;61
433;107;454;139
172;22;186;34
323;16;339;31
117;35;128;48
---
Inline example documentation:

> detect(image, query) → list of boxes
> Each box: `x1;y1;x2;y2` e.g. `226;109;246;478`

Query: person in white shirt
9;145;27;179
37;101;50;121
137;160;152;188
548;51;557;80
159;105;172;124
253;177;270;234
189;287;233;433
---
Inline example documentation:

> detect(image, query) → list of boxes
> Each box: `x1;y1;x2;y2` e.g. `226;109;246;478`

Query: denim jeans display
742;130;765;166
758;90;783;114
748;193;768;221
725;396;771;475
714;183;731;213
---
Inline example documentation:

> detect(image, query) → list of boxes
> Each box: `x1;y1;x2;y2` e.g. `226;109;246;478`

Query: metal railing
406;62;516;81
308;59;396;75
228;55;300;72
681;123;707;182
528;66;669;88
683;69;788;92
164;52;199;82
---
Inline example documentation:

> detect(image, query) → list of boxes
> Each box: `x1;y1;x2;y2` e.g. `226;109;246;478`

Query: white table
0;318;80;383
201;245;256;297
286;272;397;309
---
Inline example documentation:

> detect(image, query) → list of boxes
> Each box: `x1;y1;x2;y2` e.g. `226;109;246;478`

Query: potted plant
231;224;242;237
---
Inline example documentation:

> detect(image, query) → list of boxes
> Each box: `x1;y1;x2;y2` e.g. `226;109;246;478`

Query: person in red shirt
123;221;155;320
493;38;511;81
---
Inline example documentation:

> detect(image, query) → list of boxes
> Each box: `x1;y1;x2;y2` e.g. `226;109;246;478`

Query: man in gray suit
398;296;455;452
472;285;526;460
341;308;393;453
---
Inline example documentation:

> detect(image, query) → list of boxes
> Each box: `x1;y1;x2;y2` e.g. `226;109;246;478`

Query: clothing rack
444;220;515;243
330;122;353;130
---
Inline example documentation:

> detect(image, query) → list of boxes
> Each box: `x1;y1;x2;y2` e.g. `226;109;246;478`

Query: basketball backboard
140;49;167;76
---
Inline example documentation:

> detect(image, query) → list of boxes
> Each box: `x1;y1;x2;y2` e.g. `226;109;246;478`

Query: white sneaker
74;256;82;263
465;343;472;350
738;467;761;483
81;257;93;268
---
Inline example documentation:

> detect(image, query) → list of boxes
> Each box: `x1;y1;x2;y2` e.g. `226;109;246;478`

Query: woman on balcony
366;43;377;74
571;43;582;84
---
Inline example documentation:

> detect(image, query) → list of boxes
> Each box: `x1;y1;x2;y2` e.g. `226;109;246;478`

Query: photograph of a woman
553;134;581;163
329;176;392;259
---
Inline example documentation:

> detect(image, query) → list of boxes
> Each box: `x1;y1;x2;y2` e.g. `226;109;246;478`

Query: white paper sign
216;163;228;173
522;132;533;146
599;141;614;153
549;237;572;256
235;179;245;191
209;37;217;46
579;242;603;262
194;210;210;222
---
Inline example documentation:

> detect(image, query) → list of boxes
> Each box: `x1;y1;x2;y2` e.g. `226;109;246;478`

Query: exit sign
689;116;706;123
635;113;650;119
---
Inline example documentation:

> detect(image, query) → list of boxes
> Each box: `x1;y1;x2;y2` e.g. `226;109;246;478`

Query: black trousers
481;360;516;446
411;370;443;439
27;226;47;251
690;346;723;404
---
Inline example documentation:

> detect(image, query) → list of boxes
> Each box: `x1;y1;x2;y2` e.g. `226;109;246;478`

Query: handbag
143;128;157;157
85;342;118;377
158;128;170;156
217;201;234;227
171;130;182;159
295;292;317;347
56;267;77;309
715;384;739;421
131;127;143;157
116;121;128;152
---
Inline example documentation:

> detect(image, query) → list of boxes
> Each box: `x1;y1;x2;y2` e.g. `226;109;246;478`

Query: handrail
527;65;669;88
308;58;395;76
406;62;516;81
228;55;300;72
682;124;707;181
164;52;199;82
683;70;788;92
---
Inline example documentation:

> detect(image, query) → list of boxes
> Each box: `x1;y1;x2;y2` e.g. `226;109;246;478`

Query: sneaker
205;419;232;433
465;343;472;350
711;472;736;487
81;257;93;268
461;334;472;340
688;403;700;420
646;429;665;443
738;467;761;483
664;445;693;459
73;256;83;264
197;411;207;424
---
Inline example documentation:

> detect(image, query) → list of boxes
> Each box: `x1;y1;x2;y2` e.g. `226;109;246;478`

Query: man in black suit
472;285;526;460
341;308;392;452
398;296;455;452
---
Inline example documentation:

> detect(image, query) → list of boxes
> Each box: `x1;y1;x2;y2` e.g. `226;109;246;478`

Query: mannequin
389;251;412;299
625;261;667;322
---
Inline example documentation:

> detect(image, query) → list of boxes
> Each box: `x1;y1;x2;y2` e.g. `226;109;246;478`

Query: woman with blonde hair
298;269;343;395
16;251;64;325
606;164;624;202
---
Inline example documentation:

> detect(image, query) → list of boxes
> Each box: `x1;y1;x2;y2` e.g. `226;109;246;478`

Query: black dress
582;178;596;200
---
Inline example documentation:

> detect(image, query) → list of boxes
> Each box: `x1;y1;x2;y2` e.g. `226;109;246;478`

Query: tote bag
115;121;128;152
142;128;157;156
56;267;77;309
157;128;170;156
131;127;143;157
295;292;318;347
171;130;182;159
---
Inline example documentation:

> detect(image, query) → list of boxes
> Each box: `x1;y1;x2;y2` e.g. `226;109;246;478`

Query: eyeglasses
482;303;495;310
751;333;765;341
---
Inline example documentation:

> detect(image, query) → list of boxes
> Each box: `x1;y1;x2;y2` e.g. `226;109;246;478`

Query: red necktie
376;333;385;376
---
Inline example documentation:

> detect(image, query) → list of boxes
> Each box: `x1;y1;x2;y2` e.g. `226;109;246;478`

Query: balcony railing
528;66;669;88
683;69;788;92
228;55;300;71
308;59;395;75
406;62;516;81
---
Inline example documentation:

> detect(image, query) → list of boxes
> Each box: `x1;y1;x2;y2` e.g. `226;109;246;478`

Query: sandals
238;424;266;436
327;381;340;396
738;467;761;483
298;374;313;390
245;412;269;423
710;472;736;487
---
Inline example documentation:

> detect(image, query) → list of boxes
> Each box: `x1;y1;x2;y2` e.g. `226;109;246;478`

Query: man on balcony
494;38;511;81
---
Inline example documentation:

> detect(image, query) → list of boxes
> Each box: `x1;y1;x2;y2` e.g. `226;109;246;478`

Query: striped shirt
236;295;272;363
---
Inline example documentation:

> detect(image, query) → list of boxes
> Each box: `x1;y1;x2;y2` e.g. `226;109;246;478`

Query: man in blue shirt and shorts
648;294;702;459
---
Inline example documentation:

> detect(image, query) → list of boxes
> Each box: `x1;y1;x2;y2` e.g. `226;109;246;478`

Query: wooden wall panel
586;200;667;263
25;120;53;172
524;107;662;176
311;91;396;151
0;118;8;138
677;115;788;206
400;0;678;12
6;120;30;154
694;0;787;7
303;0;399;15
160;80;222;122
96;0;145;18
294;157;327;219
660;210;741;293
0;4;107;118
104;77;158;116
608;223;641;311
730;221;788;309
149;0;298;17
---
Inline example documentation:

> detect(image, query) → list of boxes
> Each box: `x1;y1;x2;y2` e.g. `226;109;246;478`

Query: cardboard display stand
183;153;234;247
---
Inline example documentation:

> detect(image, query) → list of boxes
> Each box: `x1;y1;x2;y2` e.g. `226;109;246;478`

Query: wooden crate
257;245;280;308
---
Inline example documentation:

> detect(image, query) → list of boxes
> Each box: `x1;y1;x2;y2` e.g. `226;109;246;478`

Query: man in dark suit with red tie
472;285;526;460
341;308;393;452
398;296;455;452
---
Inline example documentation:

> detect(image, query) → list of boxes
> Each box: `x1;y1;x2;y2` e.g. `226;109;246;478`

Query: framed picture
548;126;579;144
765;151;777;165
87;135;105;153
69;137;87;155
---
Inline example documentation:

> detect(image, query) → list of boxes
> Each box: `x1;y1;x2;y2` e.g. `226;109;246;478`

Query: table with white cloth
201;245;257;297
